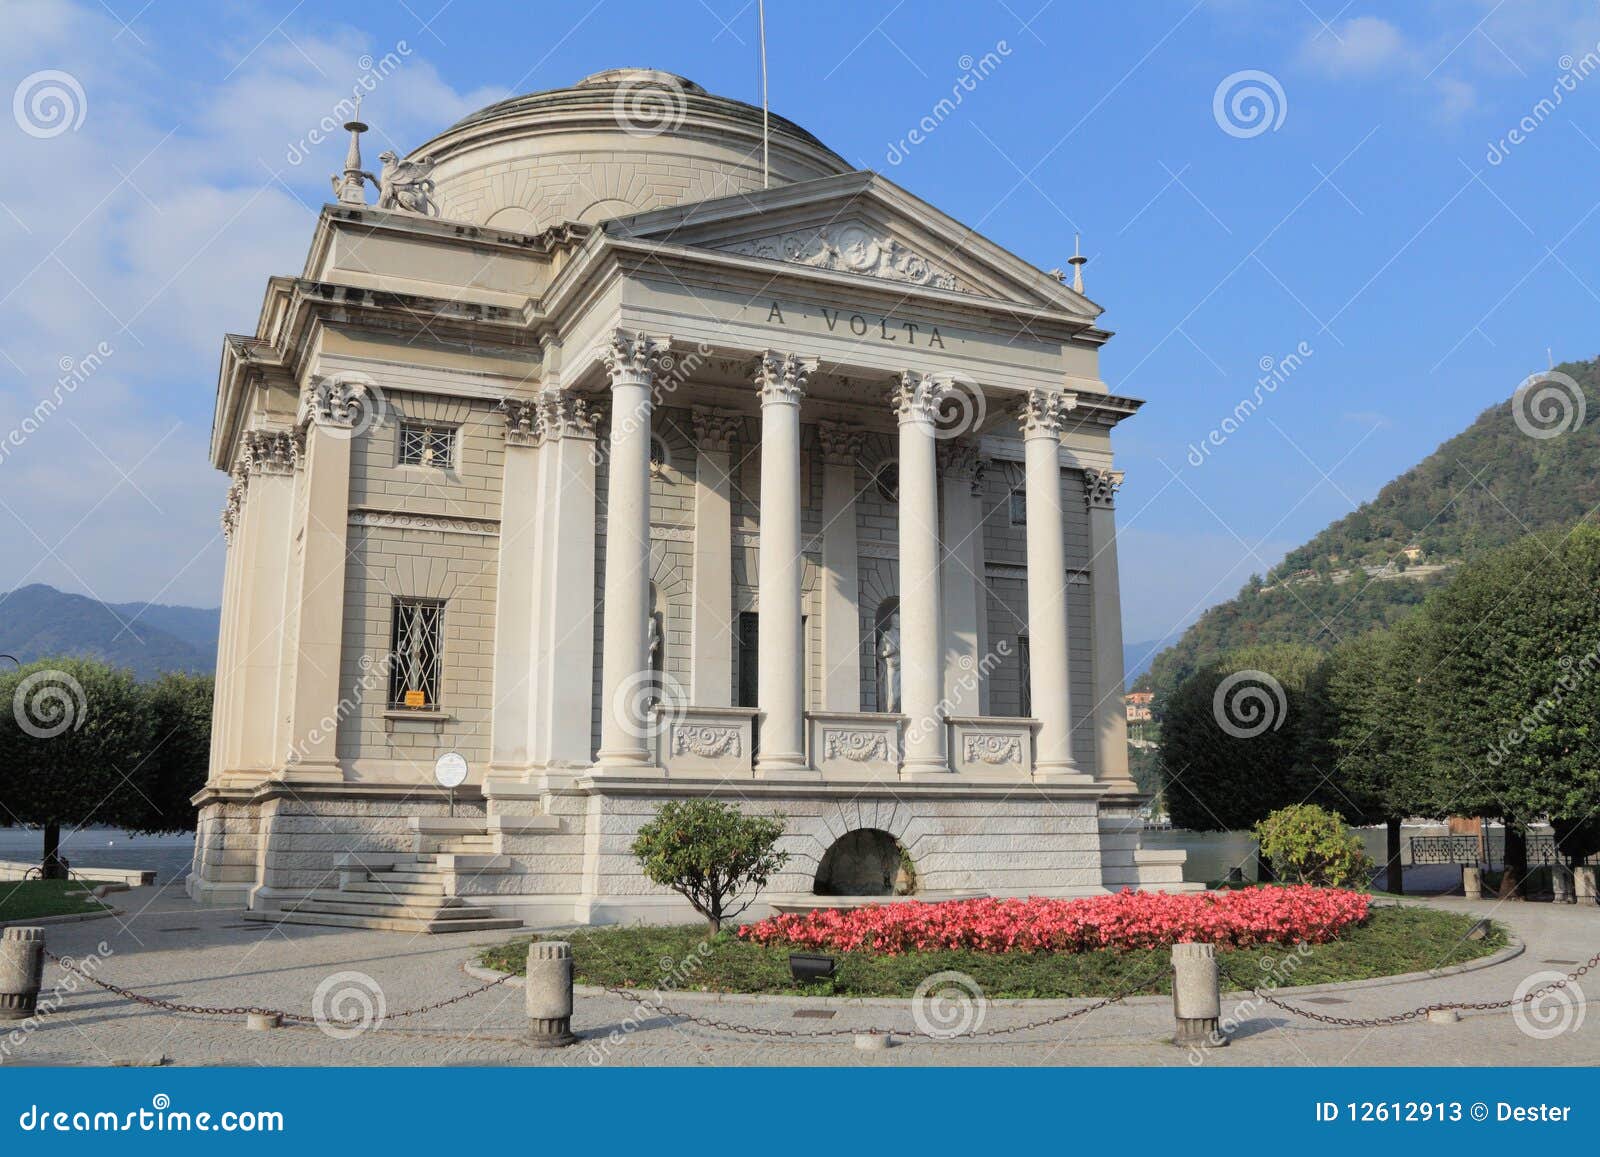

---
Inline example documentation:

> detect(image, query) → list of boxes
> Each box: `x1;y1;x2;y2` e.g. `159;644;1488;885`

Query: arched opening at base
813;828;915;896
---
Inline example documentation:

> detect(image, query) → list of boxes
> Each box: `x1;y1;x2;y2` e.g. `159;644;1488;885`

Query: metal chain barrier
592;956;1171;1040
44;949;514;1027
1217;948;1600;1029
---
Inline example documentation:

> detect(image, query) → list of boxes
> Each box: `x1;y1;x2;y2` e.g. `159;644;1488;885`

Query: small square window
1009;490;1027;526
389;598;444;709
398;422;454;469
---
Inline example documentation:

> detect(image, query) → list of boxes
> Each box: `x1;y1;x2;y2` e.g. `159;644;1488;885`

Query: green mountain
0;584;218;679
1140;356;1600;703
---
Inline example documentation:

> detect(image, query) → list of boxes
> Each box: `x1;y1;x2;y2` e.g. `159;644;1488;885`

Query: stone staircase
245;822;523;934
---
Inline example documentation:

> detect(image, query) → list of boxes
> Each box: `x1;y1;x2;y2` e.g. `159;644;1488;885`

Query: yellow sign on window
404;690;427;709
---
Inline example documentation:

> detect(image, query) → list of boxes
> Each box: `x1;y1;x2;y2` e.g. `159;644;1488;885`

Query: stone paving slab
2;884;1594;1067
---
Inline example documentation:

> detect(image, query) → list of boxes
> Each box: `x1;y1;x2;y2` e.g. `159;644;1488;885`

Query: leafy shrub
1254;804;1373;888
631;800;789;932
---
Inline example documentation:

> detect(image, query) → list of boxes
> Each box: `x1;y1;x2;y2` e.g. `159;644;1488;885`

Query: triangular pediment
602;171;1101;320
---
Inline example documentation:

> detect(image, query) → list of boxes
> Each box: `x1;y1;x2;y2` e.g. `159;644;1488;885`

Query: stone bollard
1577;866;1597;905
1171;942;1227;1048
1462;866;1482;900
0;927;45;1021
525;941;578;1048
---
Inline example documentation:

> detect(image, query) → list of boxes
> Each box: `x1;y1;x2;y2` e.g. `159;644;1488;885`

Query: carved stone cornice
1016;389;1078;437
754;351;814;405
690;406;742;453
1083;467;1124;510
816;420;867;466
889;370;948;425
348;508;500;537
603;330;669;389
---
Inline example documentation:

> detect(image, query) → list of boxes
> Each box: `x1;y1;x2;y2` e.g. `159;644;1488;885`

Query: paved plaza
3;886;1594;1067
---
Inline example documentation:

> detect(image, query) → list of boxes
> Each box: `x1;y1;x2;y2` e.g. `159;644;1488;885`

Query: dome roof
414;69;851;232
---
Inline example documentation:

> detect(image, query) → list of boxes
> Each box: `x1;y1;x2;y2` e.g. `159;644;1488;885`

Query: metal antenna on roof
759;0;770;188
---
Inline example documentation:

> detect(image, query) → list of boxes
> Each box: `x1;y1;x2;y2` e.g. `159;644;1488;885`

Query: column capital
817;420;867;466
301;375;380;431
1083;467;1125;509
690;406;743;452
603;330;670;388
936;438;984;494
220;481;244;542
536;387;597;442
497;398;540;447
1017;388;1078;438
241;428;298;476
890;370;948;425
754;350;815;405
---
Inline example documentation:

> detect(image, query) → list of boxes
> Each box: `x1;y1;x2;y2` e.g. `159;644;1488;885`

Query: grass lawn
479;904;1506;999
0;879;113;922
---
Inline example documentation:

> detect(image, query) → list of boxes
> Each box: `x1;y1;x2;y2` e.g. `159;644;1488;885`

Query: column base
588;755;665;779
900;762;954;781
754;755;820;780
272;762;346;786
1033;763;1098;788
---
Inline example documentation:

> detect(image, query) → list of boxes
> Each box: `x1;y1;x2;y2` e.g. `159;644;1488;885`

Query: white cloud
0;0;503;608
1298;16;1413;77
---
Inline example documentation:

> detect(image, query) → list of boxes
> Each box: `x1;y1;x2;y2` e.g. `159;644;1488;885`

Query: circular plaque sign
433;751;468;789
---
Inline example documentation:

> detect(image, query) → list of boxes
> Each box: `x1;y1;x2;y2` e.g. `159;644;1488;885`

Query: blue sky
3;0;1598;648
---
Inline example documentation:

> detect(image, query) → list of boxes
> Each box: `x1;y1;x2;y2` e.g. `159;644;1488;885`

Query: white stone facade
190;69;1190;927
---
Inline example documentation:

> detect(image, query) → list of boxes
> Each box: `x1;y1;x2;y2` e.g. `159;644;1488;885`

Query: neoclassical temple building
190;69;1188;930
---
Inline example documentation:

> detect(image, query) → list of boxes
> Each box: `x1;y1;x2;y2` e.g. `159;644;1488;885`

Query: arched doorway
813;828;914;896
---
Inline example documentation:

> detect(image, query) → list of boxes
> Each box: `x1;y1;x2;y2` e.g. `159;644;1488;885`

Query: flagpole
759;0;770;188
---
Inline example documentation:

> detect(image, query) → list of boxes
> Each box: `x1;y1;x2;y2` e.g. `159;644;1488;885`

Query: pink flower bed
739;887;1370;955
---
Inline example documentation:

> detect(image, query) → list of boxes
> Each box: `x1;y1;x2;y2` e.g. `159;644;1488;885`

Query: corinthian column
754;351;815;776
594;331;666;773
1084;467;1138;796
689;407;742;707
817;422;866;712
938;438;988;715
1018;389;1087;783
894;372;950;777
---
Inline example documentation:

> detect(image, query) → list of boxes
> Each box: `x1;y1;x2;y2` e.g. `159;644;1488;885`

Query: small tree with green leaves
631;800;789;933
1255;804;1373;888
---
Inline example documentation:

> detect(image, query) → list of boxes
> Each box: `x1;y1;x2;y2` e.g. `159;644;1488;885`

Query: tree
1255;804;1373;888
129;673;214;834
1306;620;1437;894
1160;643;1325;832
631;800;789;932
0;659;156;878
1423;524;1600;897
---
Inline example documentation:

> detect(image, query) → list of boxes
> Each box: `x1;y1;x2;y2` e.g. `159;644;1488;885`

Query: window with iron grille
398;422;454;469
389;599;444;709
1008;489;1027;526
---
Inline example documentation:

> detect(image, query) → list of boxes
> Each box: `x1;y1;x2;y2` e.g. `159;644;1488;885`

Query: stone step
307;889;466;909
368;870;461;886
242;909;522;935
288;897;493;922
344;878;447;897
433;854;512;874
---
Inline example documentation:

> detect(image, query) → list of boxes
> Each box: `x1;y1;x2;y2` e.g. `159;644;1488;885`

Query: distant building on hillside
1126;690;1154;723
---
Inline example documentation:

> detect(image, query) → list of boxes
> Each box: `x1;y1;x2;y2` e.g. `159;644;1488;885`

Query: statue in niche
877;620;902;714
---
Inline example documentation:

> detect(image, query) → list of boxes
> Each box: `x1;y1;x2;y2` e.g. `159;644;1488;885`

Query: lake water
1144;828;1412;884
0;828;195;884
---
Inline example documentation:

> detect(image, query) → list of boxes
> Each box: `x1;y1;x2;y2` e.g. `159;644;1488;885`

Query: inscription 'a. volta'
765;301;946;349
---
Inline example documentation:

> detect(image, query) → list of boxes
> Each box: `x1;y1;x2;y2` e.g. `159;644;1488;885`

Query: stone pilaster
1084;466;1137;796
595;332;668;772
489;397;543;777
893;372;950;777
689;407;741;708
754;351;816;776
817;421;867;712
1018;389;1088;783
233;429;298;776
938;438;989;715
